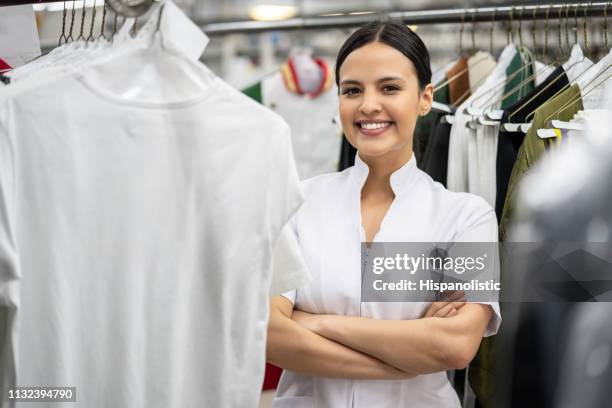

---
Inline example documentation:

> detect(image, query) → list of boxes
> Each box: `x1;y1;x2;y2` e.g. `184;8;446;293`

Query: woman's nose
359;93;382;116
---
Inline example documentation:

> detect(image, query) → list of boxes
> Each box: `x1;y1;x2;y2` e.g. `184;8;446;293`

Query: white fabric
447;44;515;194
275;154;501;408
534;61;555;87
468;51;497;93
271;224;311;296
0;5;40;69
575;48;612;110
261;71;342;180
0;46;306;408
562;44;594;84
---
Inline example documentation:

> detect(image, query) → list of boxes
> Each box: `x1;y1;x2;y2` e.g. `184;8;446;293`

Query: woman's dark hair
335;21;432;90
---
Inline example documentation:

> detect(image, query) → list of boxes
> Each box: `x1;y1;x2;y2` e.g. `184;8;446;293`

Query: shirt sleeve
454;196;501;337
0;110;19;295
270;220;310;296
267;122;309;298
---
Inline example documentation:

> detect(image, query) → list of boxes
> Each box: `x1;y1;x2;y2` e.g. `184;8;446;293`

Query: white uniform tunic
274;154;501;408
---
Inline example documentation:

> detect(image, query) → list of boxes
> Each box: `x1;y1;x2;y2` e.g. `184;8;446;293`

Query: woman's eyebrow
339;79;361;86
377;76;405;83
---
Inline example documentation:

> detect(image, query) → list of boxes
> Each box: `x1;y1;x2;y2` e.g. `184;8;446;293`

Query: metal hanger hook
565;3;571;54
99;1;108;40
605;1;610;50
58;1;68;46
66;0;77;42
87;0;98;43
459;9;465;56
574;3;579;46
471;8;477;52
531;5;538;60
507;6;514;44
77;0;89;42
517;6;524;48
489;7;496;55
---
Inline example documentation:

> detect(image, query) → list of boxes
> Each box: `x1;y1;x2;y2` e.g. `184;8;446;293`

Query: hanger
542;2;612;131
537;69;612;138
99;1;109;41
86;0;98;43
76;0;88;42
66;0;77;43
58;1;68;46
451;7;499;106
502;4;588;131
467;6;540;119
435;9;490;95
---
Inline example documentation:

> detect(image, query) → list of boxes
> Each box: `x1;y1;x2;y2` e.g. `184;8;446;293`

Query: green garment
501;47;535;109
499;84;582;240
414;82;450;167
242;82;263;103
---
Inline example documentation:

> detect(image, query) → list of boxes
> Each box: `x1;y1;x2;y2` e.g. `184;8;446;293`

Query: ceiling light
249;1;298;21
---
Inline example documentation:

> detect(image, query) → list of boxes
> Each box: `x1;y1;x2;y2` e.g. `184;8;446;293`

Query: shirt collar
350;153;420;196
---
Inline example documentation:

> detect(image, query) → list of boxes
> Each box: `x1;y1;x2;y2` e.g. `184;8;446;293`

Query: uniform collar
350;153;420;196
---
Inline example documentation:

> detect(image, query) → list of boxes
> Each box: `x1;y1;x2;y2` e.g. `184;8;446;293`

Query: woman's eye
341;88;361;96
382;85;400;93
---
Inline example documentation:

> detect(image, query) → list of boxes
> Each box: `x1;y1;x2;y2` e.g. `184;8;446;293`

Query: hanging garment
501;47;535;109
447;56;471;105
415;82;450;167
421;118;452;186
495;66;570;221
446;44;514;195
0;43;309;408
272;154;501;408
468;48;536;209
499;84;584;240
498;105;612;408
468;51;497;93
243;57;342;180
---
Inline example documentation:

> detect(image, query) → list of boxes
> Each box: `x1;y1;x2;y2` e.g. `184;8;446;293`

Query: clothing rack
2;1;611;36
200;3;612;36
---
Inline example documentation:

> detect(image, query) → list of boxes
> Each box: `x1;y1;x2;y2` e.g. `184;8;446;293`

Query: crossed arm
266;294;492;379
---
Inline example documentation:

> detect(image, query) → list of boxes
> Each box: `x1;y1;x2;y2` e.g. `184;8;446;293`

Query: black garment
421;119;451;186
338;134;356;171
495;66;569;221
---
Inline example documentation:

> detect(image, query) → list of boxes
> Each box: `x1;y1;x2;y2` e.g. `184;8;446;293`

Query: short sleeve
270;220;310;296
454;197;501;337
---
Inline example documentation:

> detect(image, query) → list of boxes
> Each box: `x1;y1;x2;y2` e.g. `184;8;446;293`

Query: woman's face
338;41;433;163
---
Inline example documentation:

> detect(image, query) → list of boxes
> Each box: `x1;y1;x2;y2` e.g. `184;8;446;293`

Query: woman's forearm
267;297;415;380
312;304;492;375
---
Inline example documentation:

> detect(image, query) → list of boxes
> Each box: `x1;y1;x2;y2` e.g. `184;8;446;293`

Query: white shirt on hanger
562;44;594;84
447;43;515;196
273;154;501;408
0;43;308;408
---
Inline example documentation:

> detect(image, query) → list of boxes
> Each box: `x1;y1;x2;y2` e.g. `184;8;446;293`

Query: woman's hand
424;291;466;318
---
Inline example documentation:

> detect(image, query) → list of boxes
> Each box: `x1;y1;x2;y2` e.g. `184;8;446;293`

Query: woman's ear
418;83;435;116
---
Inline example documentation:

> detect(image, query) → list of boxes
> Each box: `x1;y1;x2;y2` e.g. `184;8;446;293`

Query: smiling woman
266;21;501;408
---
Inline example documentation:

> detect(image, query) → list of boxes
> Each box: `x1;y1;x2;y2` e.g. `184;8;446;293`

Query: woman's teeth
360;122;391;130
